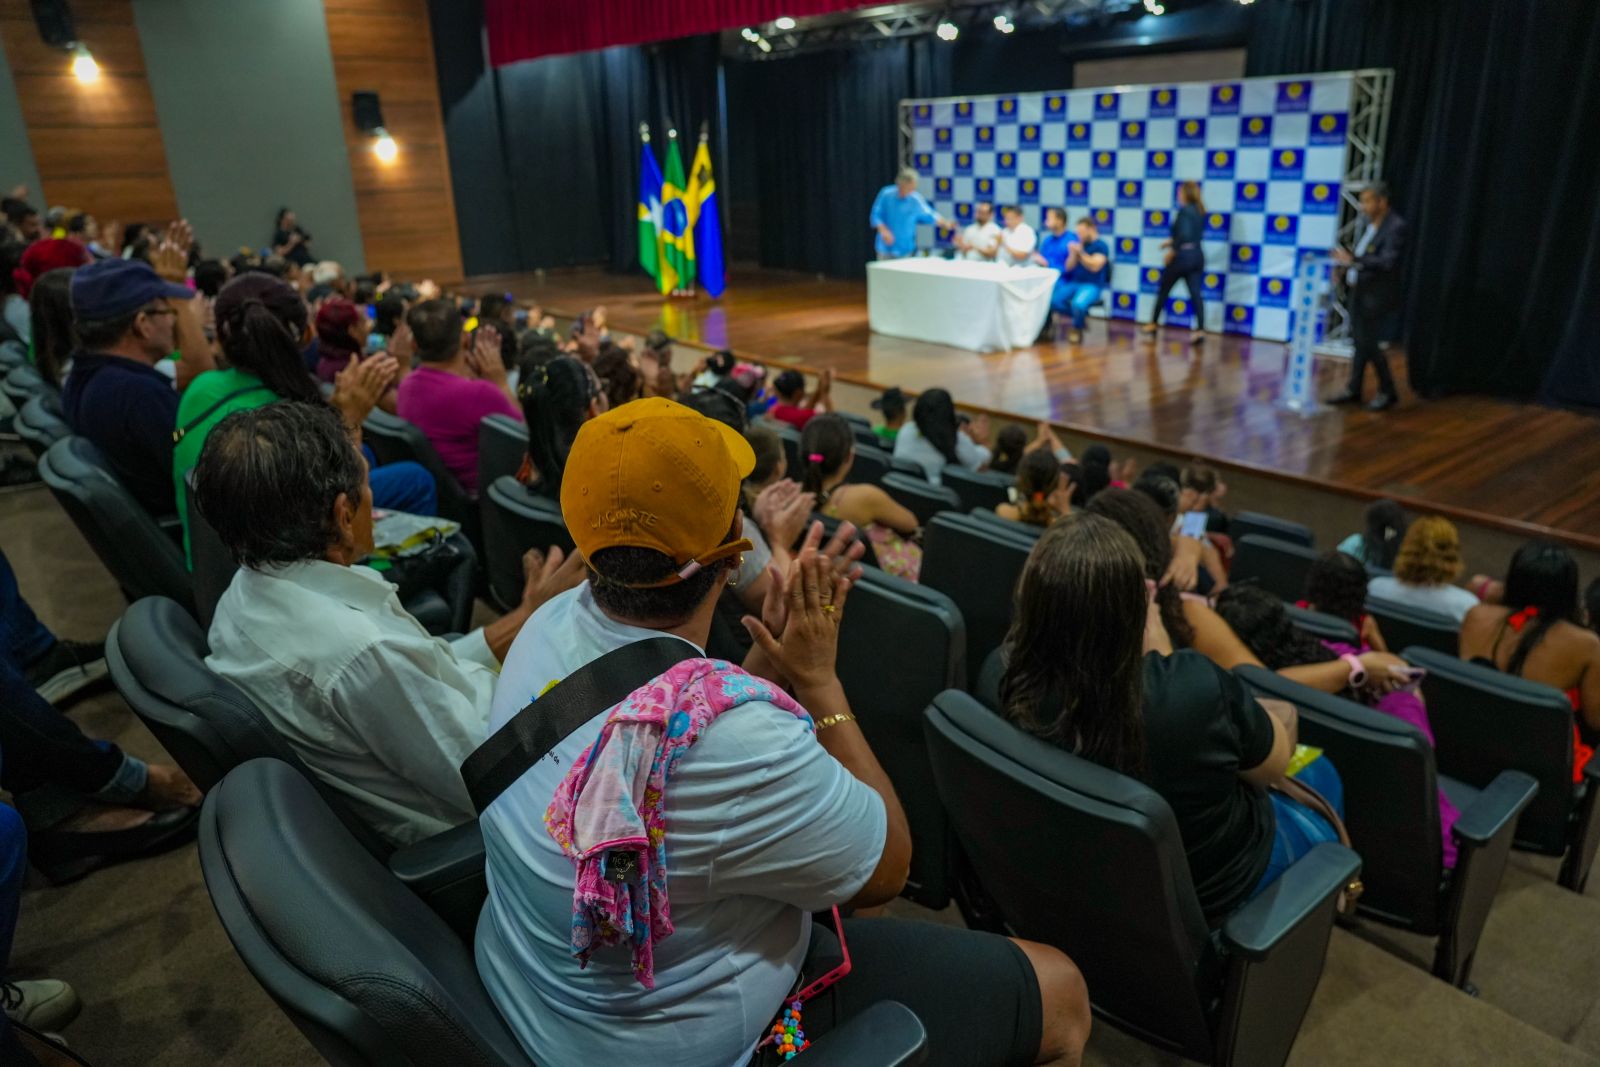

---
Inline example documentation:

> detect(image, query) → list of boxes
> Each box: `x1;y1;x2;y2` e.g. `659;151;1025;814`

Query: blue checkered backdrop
904;74;1357;342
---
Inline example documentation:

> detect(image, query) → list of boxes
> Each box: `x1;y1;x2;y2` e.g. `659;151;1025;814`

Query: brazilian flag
637;133;665;293
660;133;694;293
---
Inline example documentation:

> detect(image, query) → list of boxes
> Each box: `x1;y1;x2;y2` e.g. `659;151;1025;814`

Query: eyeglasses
141;307;179;321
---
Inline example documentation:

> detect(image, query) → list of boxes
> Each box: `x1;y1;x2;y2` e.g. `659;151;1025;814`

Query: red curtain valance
483;0;880;65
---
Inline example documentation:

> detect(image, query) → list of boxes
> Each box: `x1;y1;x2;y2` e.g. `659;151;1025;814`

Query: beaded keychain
768;998;810;1059
756;906;850;1060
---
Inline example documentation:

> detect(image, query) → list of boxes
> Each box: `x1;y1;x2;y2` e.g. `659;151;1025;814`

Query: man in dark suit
1329;182;1406;411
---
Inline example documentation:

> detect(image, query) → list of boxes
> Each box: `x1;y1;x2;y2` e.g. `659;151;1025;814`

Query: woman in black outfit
1141;179;1206;345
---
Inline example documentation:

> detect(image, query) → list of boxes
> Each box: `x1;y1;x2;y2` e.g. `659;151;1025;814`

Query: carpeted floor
7;475;1600;1066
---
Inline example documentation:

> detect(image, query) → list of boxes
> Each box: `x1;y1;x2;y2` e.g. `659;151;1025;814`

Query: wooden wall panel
322;0;463;282
0;0;176;223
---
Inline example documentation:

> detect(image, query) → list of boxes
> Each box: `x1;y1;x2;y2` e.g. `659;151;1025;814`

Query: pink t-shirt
396;365;522;494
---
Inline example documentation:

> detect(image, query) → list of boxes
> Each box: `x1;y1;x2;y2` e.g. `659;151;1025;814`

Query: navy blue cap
70;257;192;322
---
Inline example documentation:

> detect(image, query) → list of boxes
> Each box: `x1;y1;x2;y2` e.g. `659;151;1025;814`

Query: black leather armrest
1221;843;1360;961
805;1001;927;1066
1436;770;1537;986
1452;770;1538;846
389;820;487;941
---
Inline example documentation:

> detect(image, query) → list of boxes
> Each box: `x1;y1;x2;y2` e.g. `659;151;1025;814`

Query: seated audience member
727;362;771;423
637;329;679;397
1054;214;1110;344
592;341;644;411
893;387;991;485
1215;583;1457;866
998;204;1037;266
28;267;77;386
61;256;212;516
0;243;26;343
989;424;1028;476
801;414;922;581
192;258;229;300
870;385;908;447
0;549;201;883
2;200;40;244
395;298;522;495
173;274;435;561
997;449;1072;527
1339;498;1408;570
1000;512;1339;921
1132;472;1225;593
1071;446;1111;506
517;328;562;371
196;402;580;845
310;259;347;296
517;355;606;498
691;347;737;389
1368;516;1480;621
1460;541;1600;782
1179;463;1229;535
9;239;91;345
478;396;1089;1067
767;367;832;431
1303;550;1388;651
369;292;408;353
954;200;1002;262
313;298;388;399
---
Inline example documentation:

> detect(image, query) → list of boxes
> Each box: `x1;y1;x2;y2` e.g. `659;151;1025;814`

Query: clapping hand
331;352;396;427
520;545;588;614
151;219;195;282
743;549;852;693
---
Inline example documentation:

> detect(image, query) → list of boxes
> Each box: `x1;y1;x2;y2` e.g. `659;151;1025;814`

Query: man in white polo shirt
955;200;1003;262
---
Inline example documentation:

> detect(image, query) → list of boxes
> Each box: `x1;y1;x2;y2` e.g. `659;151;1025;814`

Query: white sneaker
2;979;82;1031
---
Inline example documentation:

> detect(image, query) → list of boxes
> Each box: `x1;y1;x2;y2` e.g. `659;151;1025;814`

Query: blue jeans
368;458;438;518
0;550;53;670
0;780;22;1058
0;654;145;802
1051;281;1104;329
1251;754;1345;898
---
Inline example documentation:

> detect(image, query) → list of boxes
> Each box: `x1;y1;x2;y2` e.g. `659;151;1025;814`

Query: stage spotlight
756;35;773;52
993;13;1015;33
71;43;98;83
774;15;796;30
740;27;758;41
936;19;959;41
1143;0;1166;12
1236;0;1256;4
371;127;398;164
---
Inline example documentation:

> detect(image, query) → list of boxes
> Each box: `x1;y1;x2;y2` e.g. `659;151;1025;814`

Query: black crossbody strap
172;385;273;443
462;637;695;814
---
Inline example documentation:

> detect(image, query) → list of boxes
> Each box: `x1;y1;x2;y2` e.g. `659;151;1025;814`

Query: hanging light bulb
993;14;1015;33
71;44;99;83
774;16;796;30
936;20;959;41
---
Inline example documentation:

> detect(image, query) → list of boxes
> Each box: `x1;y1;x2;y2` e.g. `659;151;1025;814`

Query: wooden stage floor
471;267;1600;548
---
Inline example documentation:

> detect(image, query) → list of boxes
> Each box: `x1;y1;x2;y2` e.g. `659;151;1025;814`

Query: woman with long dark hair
891;387;991;484
1460;541;1600;782
1140;179;1207;346
1338;499;1407;571
517;355;605;498
172;273;433;562
1303;550;1389;651
1000;512;1340;921
799;414;921;580
28;267;77;386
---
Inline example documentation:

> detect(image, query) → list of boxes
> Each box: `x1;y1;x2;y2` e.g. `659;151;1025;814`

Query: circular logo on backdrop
1001;99;1014;112
937;128;950;143
957;102;971;114
1049;97;1063;111
978;127;992;142
1145;268;1160;283
1205;273;1219;287
1153;151;1168;166
1312;184;1330;200
1121;238;1135;252
1073;123;1086;138
1280;149;1296;166
1274;216;1291;232
1152;210;1166;224
1118;293;1132;307
1157;89;1172;104
1184;120;1199;136
1094;209;1110;224
1070;181;1084;194
1173;300;1187;314
1097;152;1111;166
1213;150;1228;166
1287;82;1305;99
1125;121;1141;137
1218;86;1234;102
1268;279;1284;293
1238;247;1254;262
1208;213;1223;228
1242;183;1260;199
1022;180;1035;193
1100;94;1114;107
936;177;950;192
957;152;971;167
1000;152;1013;166
1046;152;1061;167
1123;181;1136;196
977;178;991;192
1248;118;1265;134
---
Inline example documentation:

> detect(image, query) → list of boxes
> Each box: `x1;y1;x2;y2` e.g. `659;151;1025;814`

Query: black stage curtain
725;38;950;280
1247;0;1600;404
431;0;720;277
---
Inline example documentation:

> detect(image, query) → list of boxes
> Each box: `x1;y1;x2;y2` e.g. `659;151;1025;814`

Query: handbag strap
461;636;694;815
1271;775;1350;848
172;384;273;443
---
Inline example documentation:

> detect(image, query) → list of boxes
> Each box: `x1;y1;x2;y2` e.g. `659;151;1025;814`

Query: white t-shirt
1367;575;1480;622
999;222;1038;265
477;584;886;1067
960;220;1003;262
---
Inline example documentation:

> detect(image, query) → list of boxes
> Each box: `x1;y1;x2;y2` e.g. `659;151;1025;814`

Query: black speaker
352;91;385;133
31;0;77;48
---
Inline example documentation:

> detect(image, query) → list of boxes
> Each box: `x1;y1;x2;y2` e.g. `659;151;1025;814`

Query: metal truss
732;0;1140;59
1317;67;1393;356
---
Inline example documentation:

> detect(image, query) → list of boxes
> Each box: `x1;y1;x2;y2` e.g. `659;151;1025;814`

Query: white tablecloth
866;257;1059;352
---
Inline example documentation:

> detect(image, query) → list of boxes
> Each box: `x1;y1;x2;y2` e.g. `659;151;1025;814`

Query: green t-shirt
172;368;276;566
872;424;900;447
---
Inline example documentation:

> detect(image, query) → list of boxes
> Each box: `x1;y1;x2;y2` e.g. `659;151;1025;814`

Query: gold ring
822;604;836;614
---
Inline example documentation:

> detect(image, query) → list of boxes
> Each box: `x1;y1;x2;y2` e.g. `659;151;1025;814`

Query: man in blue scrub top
869;168;952;259
1033;209;1110;344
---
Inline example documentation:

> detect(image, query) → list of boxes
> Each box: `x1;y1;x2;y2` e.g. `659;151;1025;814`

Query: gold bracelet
814;712;856;732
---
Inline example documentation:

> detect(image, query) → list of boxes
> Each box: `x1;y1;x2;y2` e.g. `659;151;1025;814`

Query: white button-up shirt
206;559;498;845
